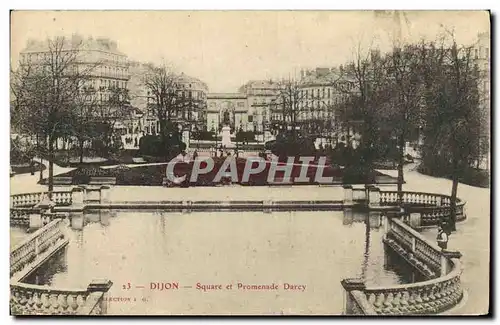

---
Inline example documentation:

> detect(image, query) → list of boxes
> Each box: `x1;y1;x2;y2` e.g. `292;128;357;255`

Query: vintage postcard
9;10;490;316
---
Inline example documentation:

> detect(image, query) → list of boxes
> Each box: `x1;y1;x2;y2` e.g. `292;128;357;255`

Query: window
328;88;331;98
475;49;478;59
248;115;254;122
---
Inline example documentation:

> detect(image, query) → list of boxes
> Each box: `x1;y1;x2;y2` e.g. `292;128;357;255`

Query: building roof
21;34;127;56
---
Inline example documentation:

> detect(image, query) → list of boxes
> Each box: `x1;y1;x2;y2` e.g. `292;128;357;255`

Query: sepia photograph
8;10;491;316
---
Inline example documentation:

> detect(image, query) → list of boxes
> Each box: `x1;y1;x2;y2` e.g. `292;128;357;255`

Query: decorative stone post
100;186;111;205
367;186;380;208
87;279;113;315
409;212;422;228
29;208;43;231
440;251;462;277
71;187;85;211
30;193;55;231
341;278;366;315
70;187;85;230
368;211;382;228
343;185;353;207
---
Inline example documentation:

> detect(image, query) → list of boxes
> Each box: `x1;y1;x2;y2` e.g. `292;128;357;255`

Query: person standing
436;226;449;250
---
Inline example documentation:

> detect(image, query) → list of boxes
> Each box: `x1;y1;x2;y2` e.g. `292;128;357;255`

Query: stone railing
387;218;442;275
342;217;463;315
379;191;453;207
11;190;73;208
10;219;66;277
360;257;462;315
379;190;466;227
10;280;113;315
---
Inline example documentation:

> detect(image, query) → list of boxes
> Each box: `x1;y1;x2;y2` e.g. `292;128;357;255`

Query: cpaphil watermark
165;156;335;185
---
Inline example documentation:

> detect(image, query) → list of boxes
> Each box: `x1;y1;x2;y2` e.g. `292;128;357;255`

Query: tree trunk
397;135;405;206
39;157;44;182
79;140;85;164
449;173;459;232
48;136;54;199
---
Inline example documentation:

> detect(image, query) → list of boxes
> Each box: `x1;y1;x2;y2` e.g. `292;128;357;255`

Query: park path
9;157;74;195
378;164;490;315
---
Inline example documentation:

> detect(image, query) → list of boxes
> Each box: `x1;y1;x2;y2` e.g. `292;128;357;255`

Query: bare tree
419;34;482;231
11;36;99;196
385;43;424;205
142;64;182;152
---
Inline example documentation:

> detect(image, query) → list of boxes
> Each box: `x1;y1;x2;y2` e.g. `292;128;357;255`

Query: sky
10;10;490;93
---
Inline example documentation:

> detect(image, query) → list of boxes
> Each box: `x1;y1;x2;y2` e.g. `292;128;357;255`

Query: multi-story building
297;67;356;138
473;31;490;169
239;80;280;133
20;34;130;104
18;34;131;149
128;61;208;139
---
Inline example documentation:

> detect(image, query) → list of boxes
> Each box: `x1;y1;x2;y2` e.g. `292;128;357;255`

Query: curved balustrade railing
361;258;462;315
10;283;106;315
379;191;453;206
379;191;466;227
11;190;73;208
343;216;464;315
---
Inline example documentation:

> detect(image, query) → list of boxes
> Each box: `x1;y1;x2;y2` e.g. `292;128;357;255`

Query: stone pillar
340;278;366;315
368;211;381;228
409;212;422;228
71;187;85;211
100;186;110;205
87;279;113;315
343;185;353;206
29;210;43;231
70;212;84;230
367;186;380;208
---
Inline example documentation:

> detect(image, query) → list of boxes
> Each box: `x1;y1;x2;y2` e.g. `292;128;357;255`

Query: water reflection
21;210;411;315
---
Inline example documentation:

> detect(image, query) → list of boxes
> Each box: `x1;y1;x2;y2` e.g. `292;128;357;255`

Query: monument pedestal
221;125;235;149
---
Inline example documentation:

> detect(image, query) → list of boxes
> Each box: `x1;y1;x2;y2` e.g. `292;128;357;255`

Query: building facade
20;34;130;105
127;61;209;137
473;31;490;169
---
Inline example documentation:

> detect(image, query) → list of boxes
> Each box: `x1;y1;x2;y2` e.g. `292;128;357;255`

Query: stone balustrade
343;215;463;315
52;191;73;206
388;218;442;274
378;190;466;227
11;190;73;208
10;279;113;315
379;191;455;207
361;258;462;315
11;192;43;208
10;219;66;277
